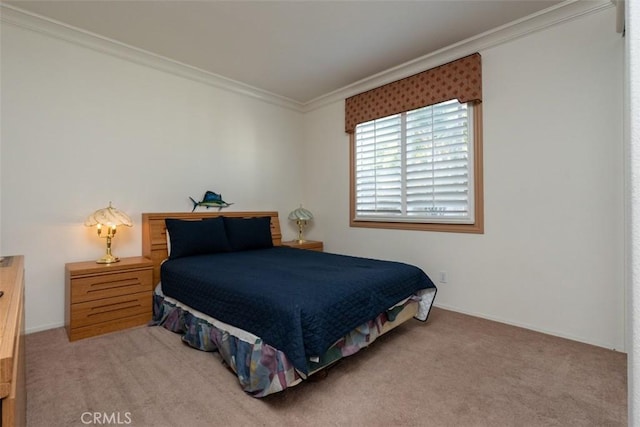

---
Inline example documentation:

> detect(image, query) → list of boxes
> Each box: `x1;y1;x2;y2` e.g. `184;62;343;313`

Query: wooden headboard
141;211;282;285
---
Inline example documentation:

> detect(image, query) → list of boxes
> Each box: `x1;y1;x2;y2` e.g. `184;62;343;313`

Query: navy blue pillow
223;216;273;251
165;217;231;259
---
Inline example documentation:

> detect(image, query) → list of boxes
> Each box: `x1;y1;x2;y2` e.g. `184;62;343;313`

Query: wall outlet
439;271;447;283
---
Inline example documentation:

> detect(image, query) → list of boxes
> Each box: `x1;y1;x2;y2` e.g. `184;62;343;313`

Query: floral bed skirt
151;286;435;397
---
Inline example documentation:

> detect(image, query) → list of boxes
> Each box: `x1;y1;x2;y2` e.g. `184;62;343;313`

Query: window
349;102;483;233
355;99;474;220
346;53;484;233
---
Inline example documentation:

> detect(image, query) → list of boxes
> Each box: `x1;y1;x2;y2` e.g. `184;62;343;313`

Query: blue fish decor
189;191;233;212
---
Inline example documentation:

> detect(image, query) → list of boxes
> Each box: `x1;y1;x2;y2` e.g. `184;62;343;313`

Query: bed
142;211;437;397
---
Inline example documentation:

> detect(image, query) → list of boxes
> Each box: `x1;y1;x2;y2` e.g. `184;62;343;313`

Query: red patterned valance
345;53;482;134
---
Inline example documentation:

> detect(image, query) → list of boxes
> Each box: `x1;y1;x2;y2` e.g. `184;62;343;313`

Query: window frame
349;103;484;234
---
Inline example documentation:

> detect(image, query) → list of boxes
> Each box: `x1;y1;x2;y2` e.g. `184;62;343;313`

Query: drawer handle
88;279;142;293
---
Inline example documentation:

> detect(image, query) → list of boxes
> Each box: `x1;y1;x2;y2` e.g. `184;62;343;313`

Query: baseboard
433;303;626;353
26;321;64;335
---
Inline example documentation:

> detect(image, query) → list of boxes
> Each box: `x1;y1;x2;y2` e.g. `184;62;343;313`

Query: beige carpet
26;308;626;426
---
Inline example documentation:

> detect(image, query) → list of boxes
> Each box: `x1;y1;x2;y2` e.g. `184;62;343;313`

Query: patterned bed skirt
151;286;436;397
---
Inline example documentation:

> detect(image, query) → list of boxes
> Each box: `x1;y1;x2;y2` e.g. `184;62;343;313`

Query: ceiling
5;0;563;104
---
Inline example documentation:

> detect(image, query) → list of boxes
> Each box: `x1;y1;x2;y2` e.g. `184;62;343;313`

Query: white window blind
354;99;474;224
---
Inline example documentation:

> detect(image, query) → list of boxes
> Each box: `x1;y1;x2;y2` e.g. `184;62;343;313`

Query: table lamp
84;202;132;263
288;205;313;243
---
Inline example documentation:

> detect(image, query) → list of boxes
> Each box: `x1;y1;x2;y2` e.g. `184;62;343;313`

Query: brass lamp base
296;220;308;243
96;235;119;264
96;254;120;264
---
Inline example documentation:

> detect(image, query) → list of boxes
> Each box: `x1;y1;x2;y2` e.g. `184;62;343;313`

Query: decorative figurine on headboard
189;191;233;212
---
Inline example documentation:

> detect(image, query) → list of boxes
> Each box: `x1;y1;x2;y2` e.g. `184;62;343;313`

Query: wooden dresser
65;257;153;341
0;256;26;427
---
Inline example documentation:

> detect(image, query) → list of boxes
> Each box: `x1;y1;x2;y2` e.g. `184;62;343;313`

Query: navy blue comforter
160;247;436;374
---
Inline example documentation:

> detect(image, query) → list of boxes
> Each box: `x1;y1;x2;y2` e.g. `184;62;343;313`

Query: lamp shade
288;206;313;221
84;202;132;227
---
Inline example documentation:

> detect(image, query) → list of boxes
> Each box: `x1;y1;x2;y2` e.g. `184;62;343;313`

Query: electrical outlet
439;271;447;283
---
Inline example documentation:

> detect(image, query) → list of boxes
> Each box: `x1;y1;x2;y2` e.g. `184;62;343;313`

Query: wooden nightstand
65;256;153;341
281;240;324;252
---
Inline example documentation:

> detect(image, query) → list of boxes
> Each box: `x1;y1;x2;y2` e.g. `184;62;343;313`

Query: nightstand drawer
70;292;151;329
71;269;153;303
68;313;151;342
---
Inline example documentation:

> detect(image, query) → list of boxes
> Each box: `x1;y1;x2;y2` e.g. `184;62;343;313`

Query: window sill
349;219;484;234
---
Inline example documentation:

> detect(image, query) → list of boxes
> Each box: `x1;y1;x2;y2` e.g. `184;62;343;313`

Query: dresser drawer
71;269;153;303
70;291;152;329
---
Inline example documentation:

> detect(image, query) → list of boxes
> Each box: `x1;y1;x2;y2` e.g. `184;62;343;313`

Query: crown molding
0;4;305;112
302;0;614;113
1;1;613;114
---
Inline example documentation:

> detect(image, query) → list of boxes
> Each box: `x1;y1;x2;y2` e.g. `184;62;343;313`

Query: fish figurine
189;191;233;212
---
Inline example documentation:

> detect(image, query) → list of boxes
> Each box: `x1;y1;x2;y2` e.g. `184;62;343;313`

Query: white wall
0;4;626;355
303;8;625;351
0;23;305;332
